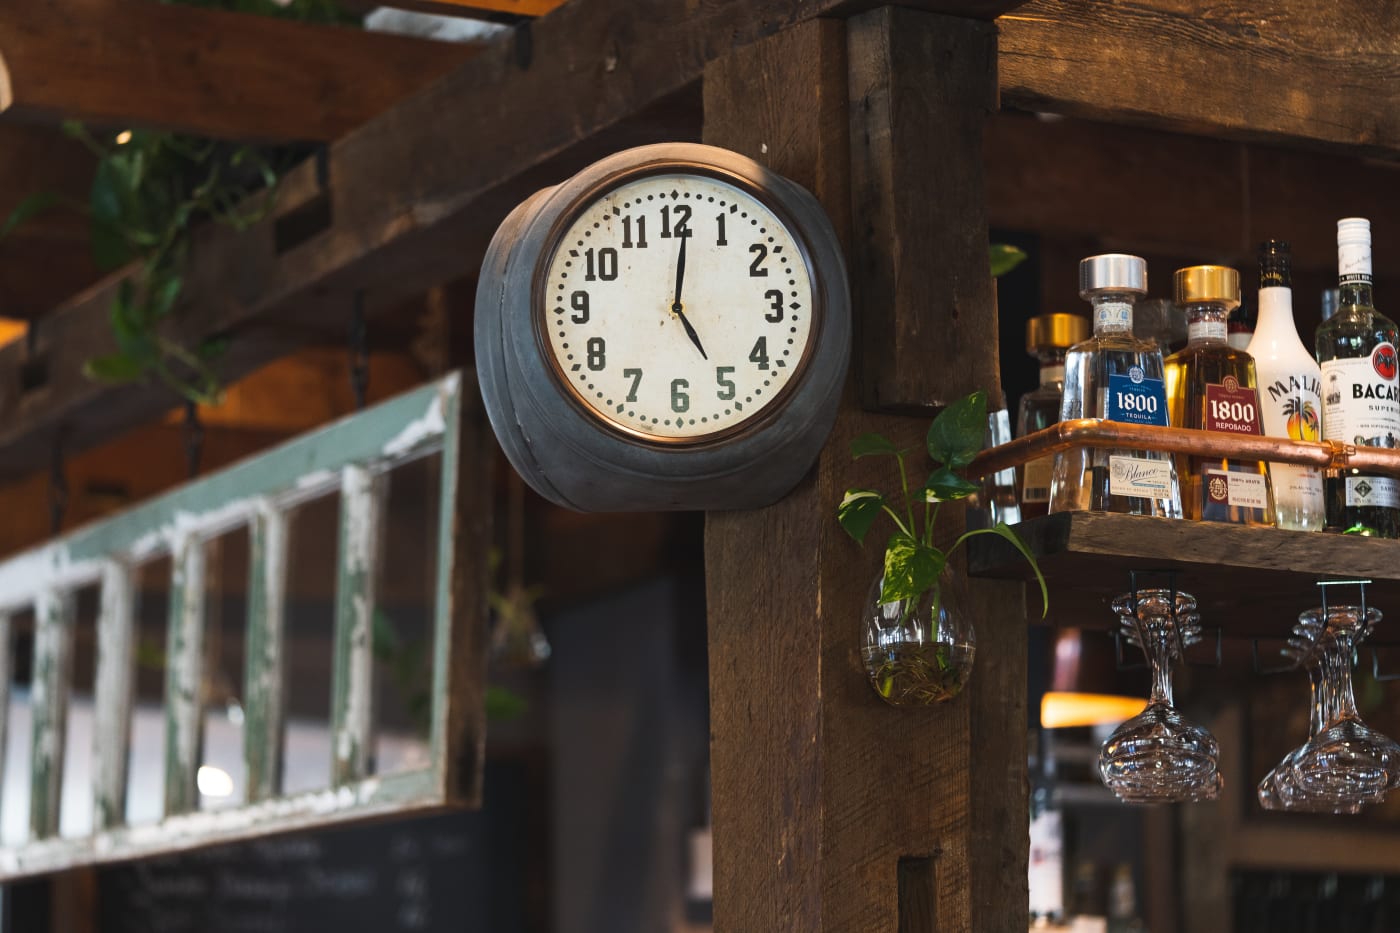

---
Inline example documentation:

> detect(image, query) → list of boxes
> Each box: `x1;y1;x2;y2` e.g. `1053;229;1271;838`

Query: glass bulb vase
861;572;976;707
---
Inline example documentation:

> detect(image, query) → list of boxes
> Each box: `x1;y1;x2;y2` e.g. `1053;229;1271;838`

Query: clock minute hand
670;232;707;359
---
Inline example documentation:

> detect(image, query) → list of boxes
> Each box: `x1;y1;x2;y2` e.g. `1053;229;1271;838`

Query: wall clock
475;143;850;511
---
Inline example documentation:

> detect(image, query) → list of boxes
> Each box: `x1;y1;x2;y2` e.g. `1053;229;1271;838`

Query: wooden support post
0;612;10;817
848;6;1000;414
331;465;385;784
30;589;74;839
92;560;135;830
163;534;206;817
244;502;289;803
704;12;1027;933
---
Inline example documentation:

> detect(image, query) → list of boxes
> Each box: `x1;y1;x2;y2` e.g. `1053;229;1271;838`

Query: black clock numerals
570;290;590;324
587;337;607;371
622;215;648;249
671;378;690;413
715;213;728;246
763;289;784;323
749;336;770;371
585;247;618;281
749;243;768;277
660;204;692;239
623;368;642;402
716;366;736;401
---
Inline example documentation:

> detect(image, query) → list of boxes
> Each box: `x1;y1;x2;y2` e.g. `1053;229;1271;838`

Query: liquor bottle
1018;313;1090;519
1322;288;1340;322
1165;265;1273;524
1246;241;1326;531
1228;295;1257;350
1050;254;1182;518
1316;218;1400;536
1028;730;1066;927
1107;864;1147;933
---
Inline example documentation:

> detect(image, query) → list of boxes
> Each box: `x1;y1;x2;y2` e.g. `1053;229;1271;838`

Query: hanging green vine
1;0;354;403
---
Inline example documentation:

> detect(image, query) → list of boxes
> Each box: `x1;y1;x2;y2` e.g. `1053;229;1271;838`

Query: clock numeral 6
749;243;768;277
570;290;590;324
587;337;606;371
671;378;690;413
716;366;736;401
585;247;618;282
764;289;783;323
749;336;770;371
623;368;643;402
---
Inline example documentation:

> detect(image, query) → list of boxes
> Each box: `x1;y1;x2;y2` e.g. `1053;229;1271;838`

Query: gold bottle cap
1026;313;1090;354
1173;265;1241;309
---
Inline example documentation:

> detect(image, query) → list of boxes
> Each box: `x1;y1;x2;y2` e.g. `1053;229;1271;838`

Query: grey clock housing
474;143;850;511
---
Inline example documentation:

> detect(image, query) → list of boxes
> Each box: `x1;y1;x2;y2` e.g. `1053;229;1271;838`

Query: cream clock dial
476;143;850;511
542;174;814;443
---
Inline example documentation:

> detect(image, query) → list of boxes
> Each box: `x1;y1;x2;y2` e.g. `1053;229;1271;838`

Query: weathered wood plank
0;613;9;817
163;534;206;817
91;560;135;830
0;0;480;142
330;465;384;784
848;6;1000;413
0;0;1016;478
998;0;1400;158
430;374;491;805
243;503;288;803
29;589;74;839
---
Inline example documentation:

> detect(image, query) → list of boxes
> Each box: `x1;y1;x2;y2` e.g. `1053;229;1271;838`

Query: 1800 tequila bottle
1316;218;1400;536
1050;255;1182;517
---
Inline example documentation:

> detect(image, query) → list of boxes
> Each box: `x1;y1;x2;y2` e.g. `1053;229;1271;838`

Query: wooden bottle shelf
966;511;1400;642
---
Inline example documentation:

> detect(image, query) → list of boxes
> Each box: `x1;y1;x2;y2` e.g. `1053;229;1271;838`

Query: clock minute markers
669;228;708;360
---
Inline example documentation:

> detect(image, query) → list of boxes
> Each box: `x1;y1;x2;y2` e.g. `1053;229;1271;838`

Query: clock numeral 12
660;205;691;239
585;247;618;281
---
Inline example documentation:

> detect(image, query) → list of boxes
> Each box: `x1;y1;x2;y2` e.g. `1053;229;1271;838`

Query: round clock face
539;171;816;444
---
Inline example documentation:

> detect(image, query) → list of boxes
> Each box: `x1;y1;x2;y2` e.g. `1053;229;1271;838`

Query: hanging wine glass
1098;588;1221;804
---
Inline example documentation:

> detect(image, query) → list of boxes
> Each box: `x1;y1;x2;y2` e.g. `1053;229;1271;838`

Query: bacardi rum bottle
1246;241;1325;531
1165;266;1273;525
1316;218;1400;536
1050;254;1182;517
1017;313;1089;519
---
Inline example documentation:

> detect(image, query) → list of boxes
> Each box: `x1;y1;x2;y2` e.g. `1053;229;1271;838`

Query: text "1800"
1115;393;1159;414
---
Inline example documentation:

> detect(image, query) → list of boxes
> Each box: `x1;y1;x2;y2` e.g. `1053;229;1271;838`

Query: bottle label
1109;456;1174;498
1022;456;1053;504
1188;320;1228;343
1106;367;1168;426
1205;468;1269;509
1346;475;1400;509
1339;240;1372;284
1321;345;1400;448
1040;364;1065;386
1095;301;1133;330
1204;376;1263;435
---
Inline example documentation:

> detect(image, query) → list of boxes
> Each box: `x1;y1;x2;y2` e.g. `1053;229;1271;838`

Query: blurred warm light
196;765;235;798
0;319;25;348
115;130;133;145
1040;691;1146;728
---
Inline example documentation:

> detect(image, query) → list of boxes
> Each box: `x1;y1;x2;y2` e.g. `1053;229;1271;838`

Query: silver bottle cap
1079;254;1148;299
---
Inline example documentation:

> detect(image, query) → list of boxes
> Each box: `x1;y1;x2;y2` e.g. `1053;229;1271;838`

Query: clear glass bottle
1246;241;1325;531
1316;218;1400;537
1018;313;1090;519
1028;730;1066;927
1165;265;1274;525
1050;254;1182;517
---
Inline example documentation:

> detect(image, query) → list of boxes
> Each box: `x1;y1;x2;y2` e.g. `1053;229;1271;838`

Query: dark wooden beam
0;0;480;141
998;0;1400;158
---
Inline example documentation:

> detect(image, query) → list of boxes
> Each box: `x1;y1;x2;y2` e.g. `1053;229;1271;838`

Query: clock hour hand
675;308;708;360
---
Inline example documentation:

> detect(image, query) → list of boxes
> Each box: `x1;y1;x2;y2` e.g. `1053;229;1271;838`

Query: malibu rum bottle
1246;241;1325;531
1165;265;1273;524
1316;218;1400;536
1018;313;1090;518
1050;254;1182;517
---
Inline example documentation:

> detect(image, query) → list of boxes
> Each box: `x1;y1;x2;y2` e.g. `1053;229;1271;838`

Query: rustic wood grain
998;0;1400;157
706;14;1026;932
848;7;1001;414
0;0;481;142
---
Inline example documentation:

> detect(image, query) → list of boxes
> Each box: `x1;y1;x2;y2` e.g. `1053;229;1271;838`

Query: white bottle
1245;240;1325;530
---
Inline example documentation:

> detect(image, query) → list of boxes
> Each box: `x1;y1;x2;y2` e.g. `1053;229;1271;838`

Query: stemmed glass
1098;588;1222;803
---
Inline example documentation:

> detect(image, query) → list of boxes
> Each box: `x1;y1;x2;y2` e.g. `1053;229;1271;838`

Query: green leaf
837;489;885;544
149;273;184;319
924;465;979;502
950;522;1049;617
1;192;60;238
197;335;231;361
84;353;148;384
926;390;987;469
880;533;946;606
90;218;133;271
850;432;902;459
990;243;1027;278
485;685;529;722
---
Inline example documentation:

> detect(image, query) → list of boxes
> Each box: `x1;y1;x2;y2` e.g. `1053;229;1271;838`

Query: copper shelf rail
965;419;1400;481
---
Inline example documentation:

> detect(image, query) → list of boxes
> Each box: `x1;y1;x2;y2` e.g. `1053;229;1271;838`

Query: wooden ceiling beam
0;0;481;142
998;0;1400;158
379;0;568;17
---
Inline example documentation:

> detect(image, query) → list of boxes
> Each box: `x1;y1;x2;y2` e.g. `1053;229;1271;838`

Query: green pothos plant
836;390;1049;619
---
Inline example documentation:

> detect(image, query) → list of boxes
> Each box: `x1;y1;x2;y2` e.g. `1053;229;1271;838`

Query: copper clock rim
529;158;828;451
